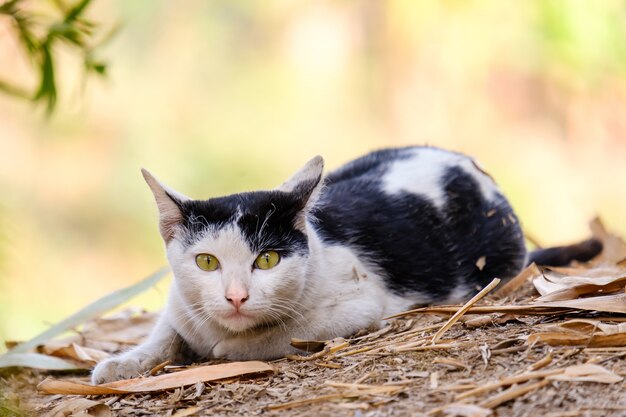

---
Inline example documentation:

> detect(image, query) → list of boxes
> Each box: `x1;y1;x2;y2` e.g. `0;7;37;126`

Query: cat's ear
276;156;324;230
141;169;190;242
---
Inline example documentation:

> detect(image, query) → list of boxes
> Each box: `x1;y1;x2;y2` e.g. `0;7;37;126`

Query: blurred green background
1;0;626;348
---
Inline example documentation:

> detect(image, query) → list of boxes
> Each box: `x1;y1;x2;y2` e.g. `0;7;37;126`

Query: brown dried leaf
42;398;111;417
37;361;275;395
479;379;550;409
527;332;626;348
462;314;519;328
495;263;542;298
547;364;623;383
83;312;158;345
431;278;501;344
533;265;626;300
437;403;493;417
40;343;110;367
528;319;626;347
267;383;404;411
170;406;202;417
433;357;470;370
397;292;626;317
290;338;327;353
286;338;349;361
590;218;626;264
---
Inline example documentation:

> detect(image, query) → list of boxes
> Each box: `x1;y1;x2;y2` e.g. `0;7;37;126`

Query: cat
92;146;601;383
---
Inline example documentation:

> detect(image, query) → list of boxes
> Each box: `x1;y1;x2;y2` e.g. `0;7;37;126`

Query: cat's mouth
224;310;253;319
217;309;265;333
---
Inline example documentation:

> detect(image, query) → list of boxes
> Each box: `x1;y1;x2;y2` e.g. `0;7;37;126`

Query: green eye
254;251;280;270
195;254;220;271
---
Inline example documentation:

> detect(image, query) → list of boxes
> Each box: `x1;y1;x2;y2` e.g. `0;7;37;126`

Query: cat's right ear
276;156;324;230
141;169;190;242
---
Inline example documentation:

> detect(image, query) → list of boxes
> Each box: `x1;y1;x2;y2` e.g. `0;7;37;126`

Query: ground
2;225;626;417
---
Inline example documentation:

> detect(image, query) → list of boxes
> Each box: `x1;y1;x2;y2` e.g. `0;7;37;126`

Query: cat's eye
254;251;280;270
195;254;220;271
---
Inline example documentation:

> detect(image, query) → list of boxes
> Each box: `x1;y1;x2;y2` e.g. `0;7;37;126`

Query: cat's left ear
276;156;324;230
141;169;190;242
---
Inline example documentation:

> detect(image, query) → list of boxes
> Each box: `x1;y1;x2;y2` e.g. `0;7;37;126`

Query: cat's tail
527;238;603;267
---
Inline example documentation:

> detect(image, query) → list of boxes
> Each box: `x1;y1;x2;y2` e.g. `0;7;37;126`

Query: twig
431;278;501;344
479;379;551;409
454;369;562;401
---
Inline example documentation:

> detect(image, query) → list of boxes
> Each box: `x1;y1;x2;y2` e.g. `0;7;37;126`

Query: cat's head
142;157;324;333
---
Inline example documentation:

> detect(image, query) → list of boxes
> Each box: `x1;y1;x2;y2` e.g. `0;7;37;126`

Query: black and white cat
92;146;600;383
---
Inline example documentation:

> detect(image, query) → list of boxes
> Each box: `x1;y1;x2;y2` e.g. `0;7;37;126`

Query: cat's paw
91;352;159;384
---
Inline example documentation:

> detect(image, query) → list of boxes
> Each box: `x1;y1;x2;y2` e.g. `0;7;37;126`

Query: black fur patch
177;191;309;257
313;147;527;302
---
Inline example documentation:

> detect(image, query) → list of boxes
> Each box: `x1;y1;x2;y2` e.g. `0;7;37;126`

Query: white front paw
91;352;159;384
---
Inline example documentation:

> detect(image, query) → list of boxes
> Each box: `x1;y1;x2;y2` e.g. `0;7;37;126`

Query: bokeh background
1;1;625;348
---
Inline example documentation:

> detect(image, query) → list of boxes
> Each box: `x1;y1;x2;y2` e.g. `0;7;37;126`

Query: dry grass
4;309;626;417
3;221;626;417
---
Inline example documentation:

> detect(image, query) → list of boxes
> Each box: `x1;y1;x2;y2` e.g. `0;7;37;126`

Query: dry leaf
548;364;623;384
7;268;167;356
267;383;404;411
475;256;487;271
290;338;327;353
170;406;202;417
395;292;626;318
433;357;470;370
528;318;626;347
531;292;626;313
0;352;80;370
430;278;500;344
479;379;550;409
40;343;110;366
37;361;275;395
286;338;349;361
84;312;158;345
462;314;519;328
42;398;111;417
528;332;626;348
439;403;492;417
533;265;626;300
589;218;626;264
496;263;542;297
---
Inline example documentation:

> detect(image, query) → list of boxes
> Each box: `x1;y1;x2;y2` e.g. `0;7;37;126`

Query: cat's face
143;157;323;333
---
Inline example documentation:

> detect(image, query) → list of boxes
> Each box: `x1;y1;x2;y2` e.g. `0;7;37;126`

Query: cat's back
313;146;526;302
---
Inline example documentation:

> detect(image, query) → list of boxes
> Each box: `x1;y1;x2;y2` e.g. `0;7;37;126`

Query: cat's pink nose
225;293;249;310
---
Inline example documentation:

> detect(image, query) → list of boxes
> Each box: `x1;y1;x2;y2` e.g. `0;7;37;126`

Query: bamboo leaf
0;79;31;99
34;44;57;114
37;361;275;394
7;267;169;355
0;352;79;370
64;0;93;23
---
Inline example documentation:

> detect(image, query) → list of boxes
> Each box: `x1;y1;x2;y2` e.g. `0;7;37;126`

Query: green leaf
49;22;86;47
64;0;93;23
7;266;169;355
0;0;19;15
85;57;107;76
34;44;57;114
0;352;80;370
0;79;30;99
